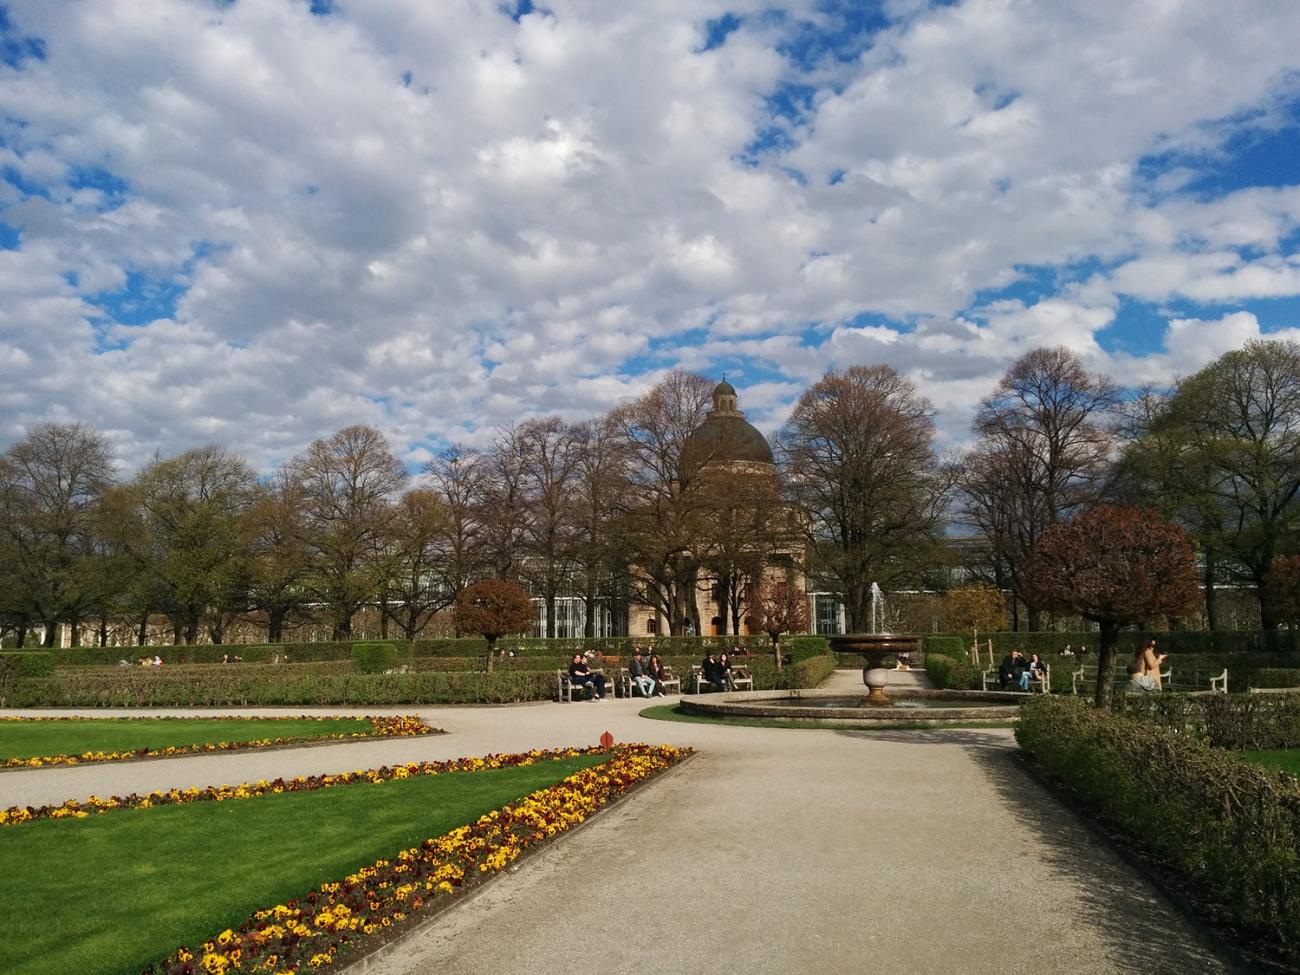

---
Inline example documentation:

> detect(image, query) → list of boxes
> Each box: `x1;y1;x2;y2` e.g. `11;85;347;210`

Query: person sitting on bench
568;653;606;700
997;650;1023;691
701;653;729;692
628;649;656;698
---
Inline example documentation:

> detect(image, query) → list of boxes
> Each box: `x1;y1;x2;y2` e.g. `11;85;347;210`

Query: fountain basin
828;633;924;703
679;688;1021;725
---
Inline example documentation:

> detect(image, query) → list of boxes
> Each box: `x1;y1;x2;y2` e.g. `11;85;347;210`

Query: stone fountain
827;584;922;706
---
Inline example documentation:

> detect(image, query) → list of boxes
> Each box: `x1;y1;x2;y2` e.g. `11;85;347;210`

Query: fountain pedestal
828;633;924;706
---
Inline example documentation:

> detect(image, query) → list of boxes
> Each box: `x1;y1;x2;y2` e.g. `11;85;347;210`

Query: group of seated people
567;649;672;700
996;649;1047;691
698;652;739;692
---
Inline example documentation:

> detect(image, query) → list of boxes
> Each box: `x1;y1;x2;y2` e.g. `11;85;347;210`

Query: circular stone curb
678;688;1023;724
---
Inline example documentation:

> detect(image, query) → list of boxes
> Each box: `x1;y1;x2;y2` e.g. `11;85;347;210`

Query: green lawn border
0;714;441;772
637;703;1017;731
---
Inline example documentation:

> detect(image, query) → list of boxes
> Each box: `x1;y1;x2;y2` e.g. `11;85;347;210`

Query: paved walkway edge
341;751;699;973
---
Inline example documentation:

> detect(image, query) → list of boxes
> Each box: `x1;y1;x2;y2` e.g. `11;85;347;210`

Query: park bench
618;666;683;697
982;663;1050;693
1072;665;1228;694
556;668;611;702
689;664;753;694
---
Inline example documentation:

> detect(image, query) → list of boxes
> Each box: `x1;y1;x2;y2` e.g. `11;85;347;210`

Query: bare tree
570;416;629;638
245;471;314;642
477;427;531;581
291;426;406;639
612;370;716;634
425;445;486;600
779;365;949;633
0;424;114;646
962;347;1118;628
115;445;258;645
379;488;455;639
516;417;581;638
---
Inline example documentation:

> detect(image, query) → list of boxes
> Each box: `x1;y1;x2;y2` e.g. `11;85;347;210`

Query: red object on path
599;731;615;749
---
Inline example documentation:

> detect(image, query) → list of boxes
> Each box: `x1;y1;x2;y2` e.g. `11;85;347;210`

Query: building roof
682;380;775;468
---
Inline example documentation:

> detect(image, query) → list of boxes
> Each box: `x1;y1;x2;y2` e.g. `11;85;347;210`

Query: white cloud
0;0;1298;469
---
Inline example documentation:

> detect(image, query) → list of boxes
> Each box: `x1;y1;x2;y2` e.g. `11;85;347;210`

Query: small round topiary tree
453;579;534;674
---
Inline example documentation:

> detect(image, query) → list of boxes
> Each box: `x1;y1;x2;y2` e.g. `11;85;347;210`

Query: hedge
0;670;559;708
352;641;403;674
921;635;966;658
0;650;839;707
1252;668;1300;689
1016;696;1300;964
49;633;828;666
923;654;981;690
953;629;1299;656
0;652;55;681
1115;692;1300;751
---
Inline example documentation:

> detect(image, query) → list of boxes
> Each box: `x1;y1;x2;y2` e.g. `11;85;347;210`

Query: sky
2;0;1300;473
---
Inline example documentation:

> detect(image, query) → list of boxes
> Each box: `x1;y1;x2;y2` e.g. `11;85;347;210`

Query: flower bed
2;745;630;826
138;744;688;974
0;715;435;770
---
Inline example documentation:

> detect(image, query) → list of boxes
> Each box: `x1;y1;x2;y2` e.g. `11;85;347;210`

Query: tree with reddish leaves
749;580;809;673
453;579;534;674
1023;506;1199;707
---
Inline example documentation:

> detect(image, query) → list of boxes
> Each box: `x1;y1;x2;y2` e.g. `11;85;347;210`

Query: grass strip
1241;749;1300;777
0;715;433;767
638;703;1017;731
2;752;610;975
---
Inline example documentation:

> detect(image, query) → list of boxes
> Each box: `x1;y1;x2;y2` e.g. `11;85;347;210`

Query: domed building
624;379;808;639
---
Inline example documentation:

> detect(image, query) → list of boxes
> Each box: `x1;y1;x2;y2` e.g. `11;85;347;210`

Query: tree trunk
71;618;82;647
171;620;182;645
184;617;199;646
267;608;285;644
379;602;390;640
771;632;783;673
42;622;56;648
1203;553;1219;630
717;578;729;637
1027;606;1042;632
583;585;597;639
98;617;108;647
545;587;557;639
15;625;26;648
485;636;496;674
137;613;149;646
1093;619;1119;709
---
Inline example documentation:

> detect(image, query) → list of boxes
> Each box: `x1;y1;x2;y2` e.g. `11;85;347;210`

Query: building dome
681;380;775;469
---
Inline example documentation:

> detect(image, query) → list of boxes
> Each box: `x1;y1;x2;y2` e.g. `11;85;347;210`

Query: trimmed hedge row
0;651;839;707
1016;696;1300;964
1252;668;1300;689
956;629;1299;656
1115;692;1300;751
0;652;55;680
921;635;966;658
923;654;981;690
49;634;830;667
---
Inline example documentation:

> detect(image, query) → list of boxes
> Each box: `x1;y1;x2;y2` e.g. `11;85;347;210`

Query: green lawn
2;752;607;975
1241;749;1300;777
639;703;1017;731
0;717;378;761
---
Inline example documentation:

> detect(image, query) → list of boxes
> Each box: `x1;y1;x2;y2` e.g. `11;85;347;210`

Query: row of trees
2;340;1297;647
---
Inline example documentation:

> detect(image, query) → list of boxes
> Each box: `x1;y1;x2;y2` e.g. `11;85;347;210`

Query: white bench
618;667;680;698
689;664;753;694
556;668;610;702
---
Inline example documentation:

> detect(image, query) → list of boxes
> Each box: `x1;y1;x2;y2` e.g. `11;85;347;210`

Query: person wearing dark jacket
568;653;606;700
646;653;668;696
997;650;1023;691
628;650;656;698
701;653;728;692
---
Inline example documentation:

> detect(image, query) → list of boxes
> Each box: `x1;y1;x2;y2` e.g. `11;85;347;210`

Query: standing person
628;649;656;698
567;653;606;700
647;653;669;696
1133;639;1166;690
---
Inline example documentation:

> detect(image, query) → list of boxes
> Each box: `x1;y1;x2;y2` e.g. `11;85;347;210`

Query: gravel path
0;674;1239;974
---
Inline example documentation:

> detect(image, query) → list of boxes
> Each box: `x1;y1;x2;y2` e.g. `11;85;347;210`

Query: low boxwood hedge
352;641;405;674
923;654;981;690
921;635;966;658
1017;696;1300;965
0;652;55;681
1115;692;1300;751
1252;668;1300;689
